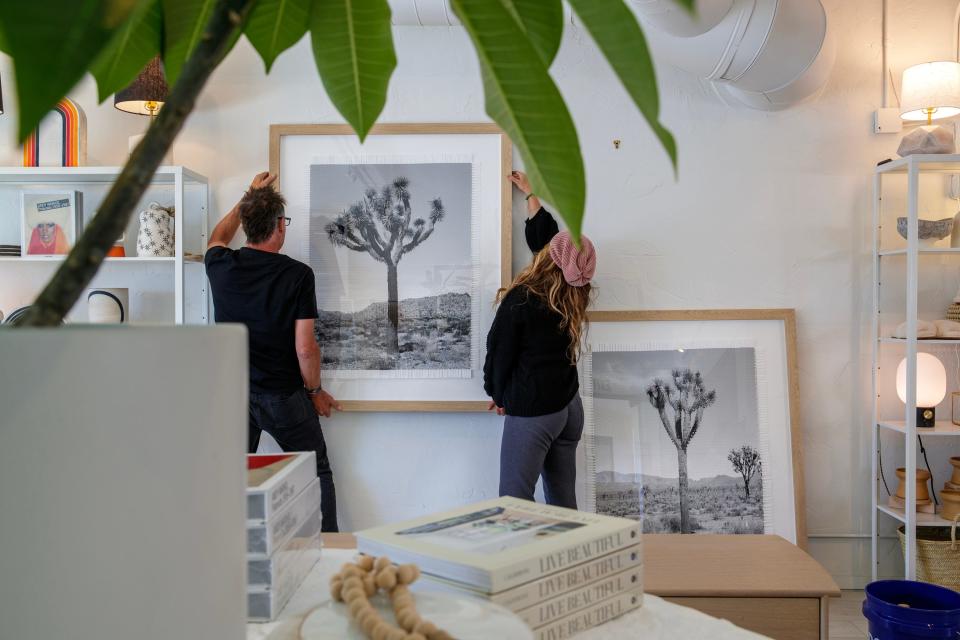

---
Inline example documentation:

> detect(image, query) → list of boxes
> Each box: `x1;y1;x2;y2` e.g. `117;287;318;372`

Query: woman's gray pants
499;395;584;509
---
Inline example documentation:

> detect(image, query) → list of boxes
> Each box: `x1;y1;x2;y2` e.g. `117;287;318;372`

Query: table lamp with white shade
898;61;960;156
896;353;947;428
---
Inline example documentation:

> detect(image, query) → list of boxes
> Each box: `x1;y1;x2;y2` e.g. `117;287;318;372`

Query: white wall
2;0;959;588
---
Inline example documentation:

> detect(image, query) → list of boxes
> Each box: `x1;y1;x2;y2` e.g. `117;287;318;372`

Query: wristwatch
305;383;322;395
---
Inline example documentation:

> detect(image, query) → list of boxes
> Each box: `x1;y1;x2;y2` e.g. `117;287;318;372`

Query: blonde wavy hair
496;246;593;364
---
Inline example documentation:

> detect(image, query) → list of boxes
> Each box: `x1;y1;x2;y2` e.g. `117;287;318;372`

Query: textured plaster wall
2;0;959;587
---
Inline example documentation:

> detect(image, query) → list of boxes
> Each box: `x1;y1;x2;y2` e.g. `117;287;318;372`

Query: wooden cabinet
645;534;840;640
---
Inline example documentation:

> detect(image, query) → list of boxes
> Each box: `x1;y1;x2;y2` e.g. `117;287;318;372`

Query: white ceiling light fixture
629;0;835;111
386;0;834;111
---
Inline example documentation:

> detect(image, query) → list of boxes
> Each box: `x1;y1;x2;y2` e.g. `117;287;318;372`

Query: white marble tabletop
248;549;770;640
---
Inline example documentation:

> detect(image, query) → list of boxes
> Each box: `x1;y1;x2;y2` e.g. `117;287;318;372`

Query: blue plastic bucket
863;580;960;639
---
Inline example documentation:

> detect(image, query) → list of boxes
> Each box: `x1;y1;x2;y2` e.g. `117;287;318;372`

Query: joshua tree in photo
325;177;445;353
728;445;762;499
646;369;717;534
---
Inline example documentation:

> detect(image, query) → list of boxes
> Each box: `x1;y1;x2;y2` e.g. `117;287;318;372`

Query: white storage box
247;452;316;521
248;505;322;588
247;479;321;557
247;531;321;620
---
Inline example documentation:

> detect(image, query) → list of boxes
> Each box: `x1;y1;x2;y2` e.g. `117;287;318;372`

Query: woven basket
898;516;960;591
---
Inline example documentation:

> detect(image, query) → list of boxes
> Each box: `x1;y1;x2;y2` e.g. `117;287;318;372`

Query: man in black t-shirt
205;172;341;532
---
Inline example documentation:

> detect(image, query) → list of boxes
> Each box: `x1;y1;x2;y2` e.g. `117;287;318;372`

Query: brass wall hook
613;139;621;149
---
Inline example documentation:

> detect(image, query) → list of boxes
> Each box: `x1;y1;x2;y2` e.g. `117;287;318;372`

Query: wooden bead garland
330;555;453;640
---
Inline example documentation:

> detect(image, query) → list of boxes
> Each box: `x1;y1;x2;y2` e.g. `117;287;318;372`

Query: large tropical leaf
452;0;585;240
501;0;563;67
163;0;243;85
0;0;139;141
91;0;163;103
310;0;396;142
163;0;214;85
567;0;677;173
245;0;311;72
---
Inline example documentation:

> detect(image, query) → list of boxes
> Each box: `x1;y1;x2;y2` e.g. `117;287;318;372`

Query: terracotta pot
895;468;932;503
942;489;960;521
950;457;960;486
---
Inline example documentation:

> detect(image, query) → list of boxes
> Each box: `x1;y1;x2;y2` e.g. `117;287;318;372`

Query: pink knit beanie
549;231;596;287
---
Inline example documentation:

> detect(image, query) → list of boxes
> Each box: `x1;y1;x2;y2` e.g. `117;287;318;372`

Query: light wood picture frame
270;124;512;412
580;309;806;548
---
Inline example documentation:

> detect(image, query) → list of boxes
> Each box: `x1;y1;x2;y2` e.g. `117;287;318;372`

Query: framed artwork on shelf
20;190;81;256
269;123;512;412
578;309;805;546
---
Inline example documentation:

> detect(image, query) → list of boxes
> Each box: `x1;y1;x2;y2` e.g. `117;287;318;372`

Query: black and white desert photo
590;347;765;535
309;162;473;374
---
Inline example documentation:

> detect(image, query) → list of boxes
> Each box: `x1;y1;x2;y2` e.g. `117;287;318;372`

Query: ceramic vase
949;457;960;487
942;489;960;521
895;467;932;503
87;288;129;323
136;202;175;257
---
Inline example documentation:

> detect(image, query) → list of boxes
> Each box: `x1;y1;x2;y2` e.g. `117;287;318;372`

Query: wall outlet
874;108;903;134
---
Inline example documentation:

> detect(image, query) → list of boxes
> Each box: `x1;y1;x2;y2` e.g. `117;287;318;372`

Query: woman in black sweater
483;171;597;508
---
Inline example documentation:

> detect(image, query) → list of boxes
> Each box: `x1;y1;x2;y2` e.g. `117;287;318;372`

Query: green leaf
245;0;311;72
567;0;677;173
163;0;216;85
310;0;397;141
91;0;163;103
452;0;585;240
501;0;563;67
0;0;139;141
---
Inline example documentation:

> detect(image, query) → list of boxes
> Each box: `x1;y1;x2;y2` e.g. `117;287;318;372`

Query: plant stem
20;0;255;327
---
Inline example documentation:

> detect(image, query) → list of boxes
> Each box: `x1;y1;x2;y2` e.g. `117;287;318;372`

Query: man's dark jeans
248;389;338;532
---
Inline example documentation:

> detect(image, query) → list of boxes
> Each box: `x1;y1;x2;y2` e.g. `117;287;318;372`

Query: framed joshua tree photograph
270;124;511;411
578;310;805;546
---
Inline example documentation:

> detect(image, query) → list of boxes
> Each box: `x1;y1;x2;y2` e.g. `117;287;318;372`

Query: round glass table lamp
896;353;947;428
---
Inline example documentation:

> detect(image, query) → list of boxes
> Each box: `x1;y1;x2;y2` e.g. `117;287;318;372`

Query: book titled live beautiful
356;497;641;593
534;590;642;640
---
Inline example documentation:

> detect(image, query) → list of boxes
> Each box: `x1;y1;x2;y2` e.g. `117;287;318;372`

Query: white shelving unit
0;166;209;324
871;154;960;581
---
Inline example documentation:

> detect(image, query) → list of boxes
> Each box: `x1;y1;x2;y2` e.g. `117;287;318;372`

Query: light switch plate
874;107;903;134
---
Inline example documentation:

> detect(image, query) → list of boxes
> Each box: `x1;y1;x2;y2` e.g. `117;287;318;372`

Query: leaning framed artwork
578;309;805;547
269;123;512;412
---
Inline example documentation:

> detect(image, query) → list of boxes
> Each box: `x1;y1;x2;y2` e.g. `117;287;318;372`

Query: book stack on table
357;497;642;640
246;452;322;621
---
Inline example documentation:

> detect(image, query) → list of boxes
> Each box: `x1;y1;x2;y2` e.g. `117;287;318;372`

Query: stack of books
357;497;642;639
246;452;323;621
0;244;21;257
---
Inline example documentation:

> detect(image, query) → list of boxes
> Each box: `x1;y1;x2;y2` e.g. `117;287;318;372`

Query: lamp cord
879;440;892;497
919;435;939;506
878;437;938;505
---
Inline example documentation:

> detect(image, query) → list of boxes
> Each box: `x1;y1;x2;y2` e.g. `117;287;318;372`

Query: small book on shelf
356;496;641;593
